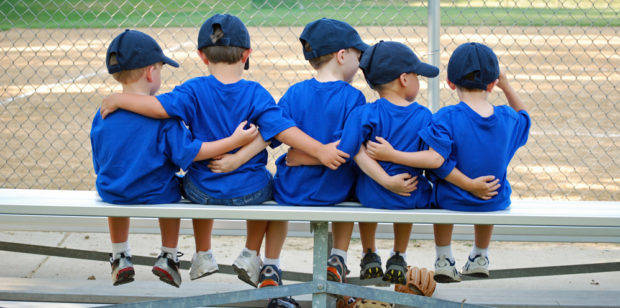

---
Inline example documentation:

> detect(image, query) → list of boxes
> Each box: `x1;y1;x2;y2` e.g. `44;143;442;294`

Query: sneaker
267;296;300;308
110;253;134;286
462;255;490;278
152;252;182;287
383;252;407;285
258;264;282;288
326;254;348;283
189;251;219;280
233;249;263;287
433;255;461;283
360;249;383;280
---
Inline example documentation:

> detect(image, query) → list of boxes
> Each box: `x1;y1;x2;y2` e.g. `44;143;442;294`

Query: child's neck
122;81;152;96
208;62;243;84
457;90;493;117
380;89;413;107
315;61;346;83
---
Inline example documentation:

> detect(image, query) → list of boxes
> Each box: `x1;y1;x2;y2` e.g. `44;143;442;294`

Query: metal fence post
428;0;441;113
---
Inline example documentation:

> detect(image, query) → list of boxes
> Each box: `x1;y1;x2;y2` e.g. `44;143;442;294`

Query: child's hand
208;154;242;173
496;71;509;91
468;175;501;200
366;137;395;162
384;173;418;197
100;94;121;119
232;121;259;144
285;148;303;166
317;141;349;170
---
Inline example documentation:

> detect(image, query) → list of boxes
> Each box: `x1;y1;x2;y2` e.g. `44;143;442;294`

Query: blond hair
303;40;336;70
109;54;162;84
199;24;247;64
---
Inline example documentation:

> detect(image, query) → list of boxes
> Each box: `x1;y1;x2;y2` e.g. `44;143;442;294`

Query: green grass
1;0;617;30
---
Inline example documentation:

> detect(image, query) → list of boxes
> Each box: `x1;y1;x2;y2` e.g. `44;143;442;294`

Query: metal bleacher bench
1;188;619;307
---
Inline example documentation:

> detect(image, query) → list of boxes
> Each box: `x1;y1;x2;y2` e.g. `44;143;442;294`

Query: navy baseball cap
299;18;369;60
359;41;439;87
198;14;251;70
448;42;499;90
106;29;179;74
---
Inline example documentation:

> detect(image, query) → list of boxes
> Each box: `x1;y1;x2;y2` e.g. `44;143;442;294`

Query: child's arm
194;121;258;161
208;134;269;173
366;137;444;169
443;168;500;200
355;145;417;197
101;93;169;119
496;71;526;112
285;147;321;166
275;127;349;170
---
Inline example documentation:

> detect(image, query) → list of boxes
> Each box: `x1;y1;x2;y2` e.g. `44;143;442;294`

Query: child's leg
108;217;130;256
245;220;268;252
327;222;354;283
332;222;354;252
433;224;461;283
433;223;454;247
461;224;493;278
393;223;412;253
154;218;182;287
358;222;383;279
192;218;214;252
473;224;493;250
264;221;288;261
159;218;180;250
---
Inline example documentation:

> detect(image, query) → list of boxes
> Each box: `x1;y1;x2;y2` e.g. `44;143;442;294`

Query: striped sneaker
433;255;461;283
360;249;383;280
327;254;348;283
383;252;407;285
110;253;134;286
152;252;182;287
462;255;490;278
258;264;282;288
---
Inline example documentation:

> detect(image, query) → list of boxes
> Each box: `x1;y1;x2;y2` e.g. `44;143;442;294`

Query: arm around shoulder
101;93;169;119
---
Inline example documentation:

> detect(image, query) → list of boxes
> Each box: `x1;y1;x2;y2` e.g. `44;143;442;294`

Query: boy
99;15;349;282
418;42;530;282
91;29;258;287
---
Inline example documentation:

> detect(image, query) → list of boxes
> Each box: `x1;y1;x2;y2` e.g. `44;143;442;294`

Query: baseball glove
337;296;393;308
394;266;436;297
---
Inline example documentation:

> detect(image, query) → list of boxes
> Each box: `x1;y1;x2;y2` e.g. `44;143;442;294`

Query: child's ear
145;65;154;82
486;80;498;92
399;73;408;87
336;49;346;64
197;49;209;65
446;78;457;90
242;48;252;64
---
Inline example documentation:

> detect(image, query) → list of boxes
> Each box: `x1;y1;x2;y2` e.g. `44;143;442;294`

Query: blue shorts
183;175;273;206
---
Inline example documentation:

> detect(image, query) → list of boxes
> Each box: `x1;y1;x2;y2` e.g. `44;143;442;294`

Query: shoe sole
433;273;461;283
326;266;343;283
383;268;406;285
360;266;383;280
232;264;258;287
113;267;135;286
152;267;180;288
258;279;279;288
190;269;219;281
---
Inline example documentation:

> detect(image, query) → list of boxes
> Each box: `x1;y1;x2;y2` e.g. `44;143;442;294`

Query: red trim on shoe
153;267;174;282
116;267;135;279
327;266;342;282
259;279;279;288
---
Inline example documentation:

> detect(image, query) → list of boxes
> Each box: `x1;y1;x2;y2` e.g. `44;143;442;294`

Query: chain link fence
0;0;618;200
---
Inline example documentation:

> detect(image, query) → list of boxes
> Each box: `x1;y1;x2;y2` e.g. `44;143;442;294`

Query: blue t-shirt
419;102;531;212
337;98;433;210
272;78;366;206
90;109;201;204
156;75;296;198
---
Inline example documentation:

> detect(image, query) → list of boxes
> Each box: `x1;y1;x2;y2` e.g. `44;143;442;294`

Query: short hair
455;71;485;92
199;24;246;64
303;40;336;70
109;54;162;84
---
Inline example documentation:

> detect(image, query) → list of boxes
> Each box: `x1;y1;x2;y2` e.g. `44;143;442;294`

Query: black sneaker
383;252;407;285
267;296;300;308
258;264;282;288
327;254;348;283
152;252;183;288
360;249;383;280
110;253;135;286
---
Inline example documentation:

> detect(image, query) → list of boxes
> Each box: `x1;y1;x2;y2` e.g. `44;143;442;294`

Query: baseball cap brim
414;62;439;78
354;42;371;53
162;56;179;68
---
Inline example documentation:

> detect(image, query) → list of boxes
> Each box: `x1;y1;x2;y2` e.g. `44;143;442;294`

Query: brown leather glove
394;266;436;297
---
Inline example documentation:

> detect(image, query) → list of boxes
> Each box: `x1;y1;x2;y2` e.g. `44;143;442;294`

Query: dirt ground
0;26;618;200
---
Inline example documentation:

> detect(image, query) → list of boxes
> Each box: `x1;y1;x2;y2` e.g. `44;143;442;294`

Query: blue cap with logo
299;18;369;60
359;40;439;86
198;14;251;70
106;29;179;74
448;42;499;90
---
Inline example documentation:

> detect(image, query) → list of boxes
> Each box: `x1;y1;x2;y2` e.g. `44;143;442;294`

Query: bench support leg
311;221;328;308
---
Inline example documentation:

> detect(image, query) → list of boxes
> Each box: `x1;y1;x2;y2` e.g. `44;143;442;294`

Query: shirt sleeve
512;109;531;150
251;88;296;143
418;114;453;160
162;120;202;171
337;106;374;159
334;90;366;140
433;157;457;179
156;82;198;124
269;90;294;149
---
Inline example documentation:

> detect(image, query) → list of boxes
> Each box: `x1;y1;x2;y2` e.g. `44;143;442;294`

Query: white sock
111;241;130;259
196;249;213;256
435;245;454;261
390;250;407;259
331;248;347;263
242;247;258;257
469;246;488;259
161;246;178;261
263;257;280;268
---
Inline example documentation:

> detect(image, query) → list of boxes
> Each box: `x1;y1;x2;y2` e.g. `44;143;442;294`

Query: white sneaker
189;251;219;280
433;255;461;283
232;249;263;287
462;255;490;278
